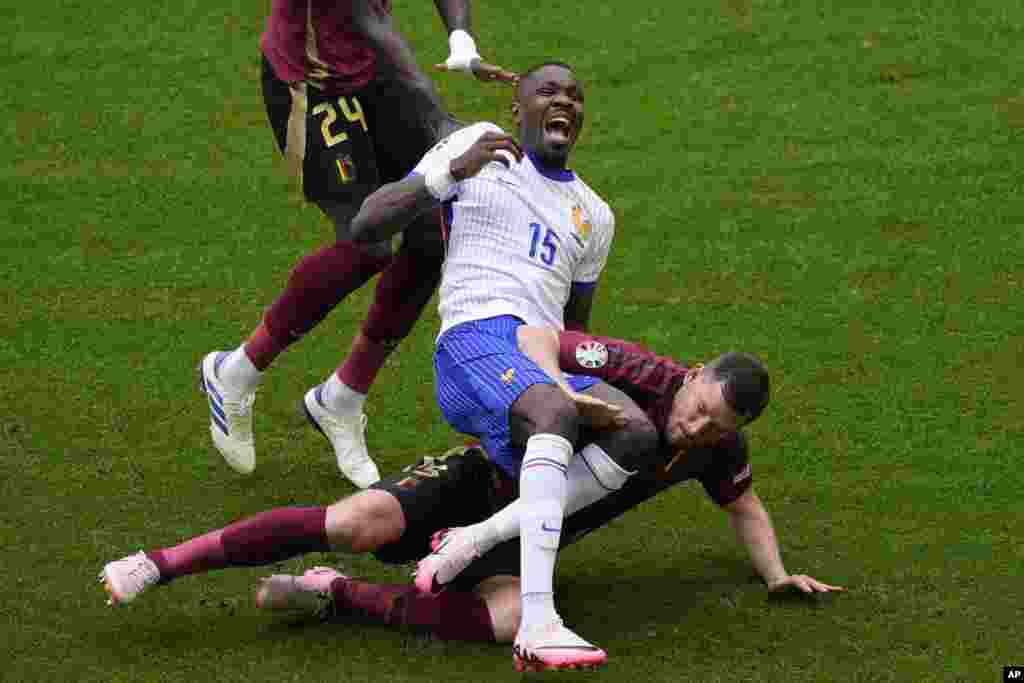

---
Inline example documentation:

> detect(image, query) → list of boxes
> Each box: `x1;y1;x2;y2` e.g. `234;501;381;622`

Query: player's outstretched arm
351;0;443;112
351;130;523;243
724;488;845;594
432;0;517;83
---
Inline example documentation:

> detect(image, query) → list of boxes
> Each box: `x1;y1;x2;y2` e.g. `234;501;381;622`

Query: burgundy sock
337;246;443;392
336;332;395;395
362;247;443;343
148;507;328;582
261;242;392;360
242;324;281;371
330;578;496;642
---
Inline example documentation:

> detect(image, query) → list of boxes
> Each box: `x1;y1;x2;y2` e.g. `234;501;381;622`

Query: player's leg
415;379;656;572
424;324;580;598
260;516;522;644
100;493;391;606
428;320;604;668
503;383;575;631
306;214;446;486
255;447;514;642
307;87;453;484
255;567;510;643
322;554;522;644
202;60;391;477
327;571;521;643
101;445;496;606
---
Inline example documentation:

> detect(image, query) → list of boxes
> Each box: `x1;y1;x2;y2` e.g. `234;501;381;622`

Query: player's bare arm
432;0;517;82
350;0;443;112
351;130;523;242
516;326;625;429
563;284;597;332
724;487;845;594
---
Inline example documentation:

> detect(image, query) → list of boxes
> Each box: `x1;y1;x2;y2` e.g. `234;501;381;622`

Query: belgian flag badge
336;155;357;184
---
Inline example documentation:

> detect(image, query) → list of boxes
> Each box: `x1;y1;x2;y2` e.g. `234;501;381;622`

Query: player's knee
540;391;580;440
513;384;580;442
618;421;660;468
325;490;405;553
597;419;660;474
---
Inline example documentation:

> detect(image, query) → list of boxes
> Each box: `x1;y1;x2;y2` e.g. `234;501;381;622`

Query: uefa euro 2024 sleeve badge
575;341;607;369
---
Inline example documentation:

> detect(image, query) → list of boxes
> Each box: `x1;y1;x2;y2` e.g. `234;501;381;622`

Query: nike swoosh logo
496;177;520;187
541;523;561;533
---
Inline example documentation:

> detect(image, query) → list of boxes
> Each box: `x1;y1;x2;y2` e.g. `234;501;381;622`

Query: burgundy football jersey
261;0;392;93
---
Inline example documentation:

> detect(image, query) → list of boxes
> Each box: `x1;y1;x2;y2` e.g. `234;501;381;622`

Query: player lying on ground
199;0;514;486
348;60;632;670
102;331;842;665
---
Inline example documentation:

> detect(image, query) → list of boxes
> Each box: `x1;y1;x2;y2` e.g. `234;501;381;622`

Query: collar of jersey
526;151;575;182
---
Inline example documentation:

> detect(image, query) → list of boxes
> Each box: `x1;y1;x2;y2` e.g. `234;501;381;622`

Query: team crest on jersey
500;368;516;385
572;205;592;240
575;341;607;369
336;155;356;184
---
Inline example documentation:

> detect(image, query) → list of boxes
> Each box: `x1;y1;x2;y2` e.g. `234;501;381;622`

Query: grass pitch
4;1;1022;681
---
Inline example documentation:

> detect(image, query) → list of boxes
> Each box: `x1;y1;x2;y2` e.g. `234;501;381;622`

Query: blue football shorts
434;315;599;477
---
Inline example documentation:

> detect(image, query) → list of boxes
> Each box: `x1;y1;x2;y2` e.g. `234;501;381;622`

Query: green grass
4;0;1023;681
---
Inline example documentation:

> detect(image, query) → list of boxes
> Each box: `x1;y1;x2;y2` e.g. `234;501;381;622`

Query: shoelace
223;391;256;435
319;413;370;461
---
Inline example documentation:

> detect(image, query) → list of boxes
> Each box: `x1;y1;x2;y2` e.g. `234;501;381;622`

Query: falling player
348;61;636;669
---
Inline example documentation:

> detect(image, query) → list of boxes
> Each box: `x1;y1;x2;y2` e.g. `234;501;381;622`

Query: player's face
513;66;585;166
666;366;745;449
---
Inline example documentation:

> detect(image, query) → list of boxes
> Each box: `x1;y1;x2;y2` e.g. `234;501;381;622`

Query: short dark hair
705;352;770;425
515;61;575;97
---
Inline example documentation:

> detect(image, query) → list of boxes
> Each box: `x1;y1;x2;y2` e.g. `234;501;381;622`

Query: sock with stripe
518;433;572;631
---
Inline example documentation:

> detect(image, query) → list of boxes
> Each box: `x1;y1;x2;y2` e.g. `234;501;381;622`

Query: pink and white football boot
513;618;608;672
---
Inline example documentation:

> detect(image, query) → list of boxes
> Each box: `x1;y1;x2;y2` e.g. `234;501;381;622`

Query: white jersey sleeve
411;122;505;201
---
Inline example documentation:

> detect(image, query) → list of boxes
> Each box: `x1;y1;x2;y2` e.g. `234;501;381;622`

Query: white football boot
100;551;161;606
513;618;608;672
302;384;380;488
414;527;484;594
199;351;256;474
255;566;344;616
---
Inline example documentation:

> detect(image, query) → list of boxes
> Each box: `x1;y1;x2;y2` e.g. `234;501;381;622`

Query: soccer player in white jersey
349;62;635;671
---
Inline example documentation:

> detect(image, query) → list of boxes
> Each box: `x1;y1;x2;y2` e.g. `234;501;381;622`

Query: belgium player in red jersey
199;0;515;486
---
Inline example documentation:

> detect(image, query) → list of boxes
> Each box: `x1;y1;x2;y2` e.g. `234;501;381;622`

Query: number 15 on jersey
528;222;560;266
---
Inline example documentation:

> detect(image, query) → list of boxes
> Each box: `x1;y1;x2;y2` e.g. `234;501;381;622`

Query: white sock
219;346;262;390
518;433;572;631
468;443;634;552
321;372;366;415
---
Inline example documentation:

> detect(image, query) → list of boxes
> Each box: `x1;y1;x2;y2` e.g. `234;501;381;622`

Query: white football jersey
412;122;615;335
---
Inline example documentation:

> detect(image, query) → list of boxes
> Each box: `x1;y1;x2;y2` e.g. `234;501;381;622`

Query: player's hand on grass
450;131;523;179
565;390;627;430
767;574;844;594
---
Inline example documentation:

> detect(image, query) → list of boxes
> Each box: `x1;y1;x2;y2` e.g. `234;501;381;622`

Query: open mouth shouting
543;109;576;146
